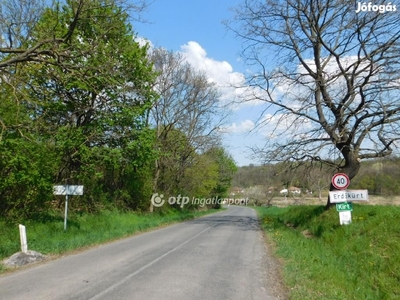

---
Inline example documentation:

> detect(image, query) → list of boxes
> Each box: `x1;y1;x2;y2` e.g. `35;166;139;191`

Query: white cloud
180;41;236;83
258;113;313;139
179;41;262;108
135;36;154;49
136;38;265;109
220;120;255;134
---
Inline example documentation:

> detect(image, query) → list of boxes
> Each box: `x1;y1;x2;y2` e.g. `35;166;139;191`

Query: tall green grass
255;205;400;300
0;208;220;273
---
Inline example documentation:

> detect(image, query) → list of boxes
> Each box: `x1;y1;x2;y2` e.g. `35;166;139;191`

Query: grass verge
255;205;400;300
0;208;221;273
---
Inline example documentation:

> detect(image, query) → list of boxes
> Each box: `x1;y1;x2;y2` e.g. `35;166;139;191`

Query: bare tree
244;185;265;206
306;164;334;201
228;0;400;205
148;48;228;210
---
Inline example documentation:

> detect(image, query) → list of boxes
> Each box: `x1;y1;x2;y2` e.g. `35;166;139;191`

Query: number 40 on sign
332;173;350;190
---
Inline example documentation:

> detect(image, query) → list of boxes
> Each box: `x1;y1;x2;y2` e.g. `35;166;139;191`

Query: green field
0;208;220;273
255;205;400;299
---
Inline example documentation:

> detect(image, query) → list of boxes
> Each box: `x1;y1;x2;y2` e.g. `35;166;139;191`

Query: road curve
0;206;284;300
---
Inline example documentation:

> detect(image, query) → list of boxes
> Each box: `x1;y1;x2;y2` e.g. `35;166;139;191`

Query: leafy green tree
0;134;57;219
0;0;157;217
352;174;376;192
154;128;194;196
205;147;238;198
29;0;157;210
0;0;149;69
0;73;58;219
180;154;219;200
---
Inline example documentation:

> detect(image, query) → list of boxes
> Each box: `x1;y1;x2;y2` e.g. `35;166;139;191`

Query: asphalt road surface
0;206;285;300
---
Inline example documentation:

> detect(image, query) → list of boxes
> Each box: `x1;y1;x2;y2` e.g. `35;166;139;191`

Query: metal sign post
54;185;84;230
64;194;69;231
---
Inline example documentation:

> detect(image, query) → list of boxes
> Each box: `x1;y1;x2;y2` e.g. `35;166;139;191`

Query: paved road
0;206;283;300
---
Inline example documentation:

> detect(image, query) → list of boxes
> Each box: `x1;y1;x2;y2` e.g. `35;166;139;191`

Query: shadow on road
188;212;260;231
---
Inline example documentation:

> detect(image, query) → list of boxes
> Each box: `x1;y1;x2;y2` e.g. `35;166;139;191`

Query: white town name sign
329;190;369;203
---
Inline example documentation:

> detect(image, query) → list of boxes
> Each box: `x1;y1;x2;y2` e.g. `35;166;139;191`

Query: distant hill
232;157;400;196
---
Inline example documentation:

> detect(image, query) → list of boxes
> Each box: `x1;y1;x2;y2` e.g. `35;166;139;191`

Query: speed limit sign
332;173;350;190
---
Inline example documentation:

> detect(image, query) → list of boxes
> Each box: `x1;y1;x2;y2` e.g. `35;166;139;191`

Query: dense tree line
0;0;236;220
233;157;400;198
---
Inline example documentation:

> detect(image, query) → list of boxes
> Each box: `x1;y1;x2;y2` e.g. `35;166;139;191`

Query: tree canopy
0;0;237;220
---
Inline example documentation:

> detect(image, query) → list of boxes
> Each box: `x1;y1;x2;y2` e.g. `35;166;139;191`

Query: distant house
279;188;288;194
288;186;301;194
280;187;301;194
229;187;244;196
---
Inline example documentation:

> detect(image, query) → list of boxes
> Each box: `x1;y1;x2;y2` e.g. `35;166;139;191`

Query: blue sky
132;1;400;168
134;0;267;166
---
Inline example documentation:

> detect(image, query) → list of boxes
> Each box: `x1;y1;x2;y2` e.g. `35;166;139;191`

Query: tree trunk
150;158;161;213
326;147;360;208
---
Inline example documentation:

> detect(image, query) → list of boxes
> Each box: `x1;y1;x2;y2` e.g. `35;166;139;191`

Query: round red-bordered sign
332;173;350;190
